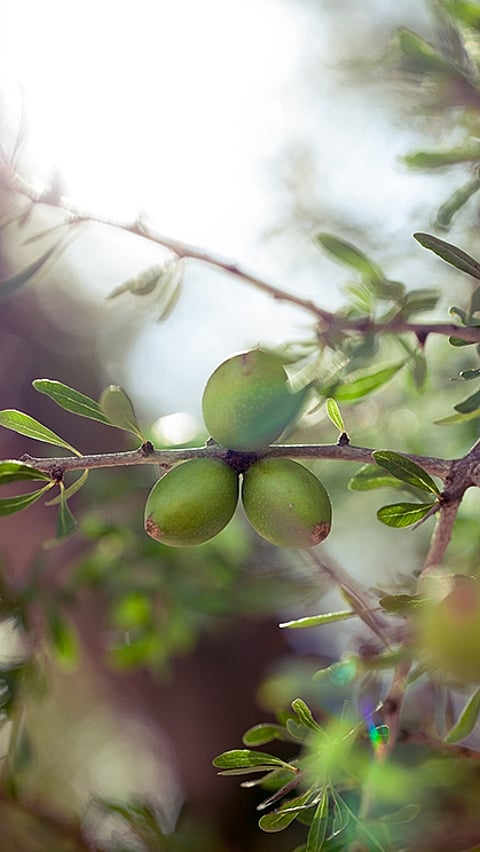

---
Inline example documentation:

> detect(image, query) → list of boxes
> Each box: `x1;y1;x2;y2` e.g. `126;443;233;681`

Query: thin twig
12;442;452;478
4;165;480;342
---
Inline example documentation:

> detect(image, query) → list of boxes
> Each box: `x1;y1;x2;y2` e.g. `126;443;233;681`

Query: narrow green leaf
436;177;480;229
33;379;111;425
0;410;81;456
99;386;144;440
47;609;80;671
306;791;329;852
259;791;313;833
372;450;440;495
348;465;411;492
0;461;50;486
279;611;356;629
334;363;404;402
291;699;324;735
454;387;480;413
445;687;480;743
414;232;480;281
449;335;478;347
435;408;480;425
242;724;295;747
405;149;480;170
377;502;436;528
45;469;89;506
325;399;345;433
315;233;384;284
397;28;454;72
212;749;296;772
0;483;53;517
55;485;78;540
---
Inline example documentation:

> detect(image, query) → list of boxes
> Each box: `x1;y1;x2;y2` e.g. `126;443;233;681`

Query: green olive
414;574;480;683
202;349;304;451
242;457;332;548
144;458;239;546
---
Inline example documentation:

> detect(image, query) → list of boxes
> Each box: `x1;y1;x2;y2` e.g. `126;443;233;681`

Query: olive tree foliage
3;4;480;851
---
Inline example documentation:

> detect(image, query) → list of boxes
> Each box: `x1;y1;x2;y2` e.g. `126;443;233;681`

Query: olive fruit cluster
144;349;332;548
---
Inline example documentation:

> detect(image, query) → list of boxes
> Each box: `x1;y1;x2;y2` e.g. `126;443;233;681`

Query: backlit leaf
372;450;440;495
377;502;436;528
212;749;296;773
259;791;312;833
325;398;345;432
33;379;111;425
279;611;356;629
99;386;144;440
306;791;328;852
0;410;81;456
333;363;405;402
47;609;80;671
414;232;480;280
348;465;411;492
242;724;295;746
315;233;384;284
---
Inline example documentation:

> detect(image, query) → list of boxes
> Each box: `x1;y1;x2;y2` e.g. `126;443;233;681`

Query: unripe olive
414;574;480;683
202;349;304;451
144;458;239;547
242;458;332;548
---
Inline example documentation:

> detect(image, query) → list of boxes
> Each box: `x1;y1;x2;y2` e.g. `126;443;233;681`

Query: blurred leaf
306;791;329;852
0;410;81;456
0;242;66;298
279;611;356;629
325;398;345;432
348;465;413;492
243;724;295;746
449;305;468;324
444;686;480;743
398;27;455;72
405;148;480;169
312;658;359;685
400;288;439;317
315;233;384;284
435;408;480;424
443;1;480;28
55;484;78;540
46;609;80;670
107;257;184;321
213;750;297;773
372;450;441;495
99;385;144;440
379;594;423;614
435;176;480;229
377;502;436;528
333;362;405;402
454;387;480;413
0;483;54;517
0;461;50;486
33;379;111;425
411;351;428;390
414;232;480;280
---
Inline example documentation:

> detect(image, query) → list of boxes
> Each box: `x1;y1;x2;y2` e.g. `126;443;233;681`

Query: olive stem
14;441;452;479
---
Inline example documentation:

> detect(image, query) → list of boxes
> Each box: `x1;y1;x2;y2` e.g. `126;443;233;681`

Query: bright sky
0;1;457;430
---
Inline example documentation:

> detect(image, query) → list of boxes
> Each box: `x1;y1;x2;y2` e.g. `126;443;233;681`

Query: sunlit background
0;0;459;431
